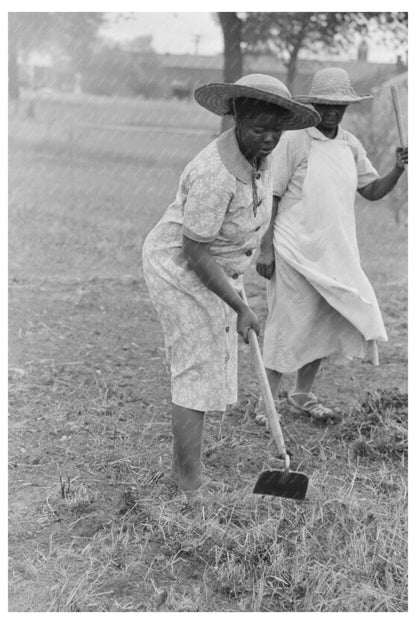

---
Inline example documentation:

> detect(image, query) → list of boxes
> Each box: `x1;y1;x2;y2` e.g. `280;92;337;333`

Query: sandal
287;392;338;422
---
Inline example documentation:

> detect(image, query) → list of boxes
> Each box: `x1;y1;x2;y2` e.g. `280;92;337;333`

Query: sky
101;12;223;56
99;11;407;63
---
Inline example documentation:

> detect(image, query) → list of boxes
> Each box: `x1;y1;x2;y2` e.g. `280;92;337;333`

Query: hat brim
194;83;320;130
295;94;373;105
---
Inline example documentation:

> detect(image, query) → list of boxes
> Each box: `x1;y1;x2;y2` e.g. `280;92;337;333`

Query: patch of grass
336;388;407;460
9;365;408;611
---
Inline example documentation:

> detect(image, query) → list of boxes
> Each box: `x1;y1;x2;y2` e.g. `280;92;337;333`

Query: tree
125;34;155;54
8;12;104;101
217;13;243;131
52;13;106;73
215;12;408;99
242;12;408;92
218;13;243;84
9;13;54;100
81;43;136;96
82;40;163;99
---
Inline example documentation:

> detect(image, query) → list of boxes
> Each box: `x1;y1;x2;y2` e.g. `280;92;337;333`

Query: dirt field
8;96;408;612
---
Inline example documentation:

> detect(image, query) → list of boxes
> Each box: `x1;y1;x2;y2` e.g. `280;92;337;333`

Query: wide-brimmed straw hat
295;67;373;105
194;74;320;130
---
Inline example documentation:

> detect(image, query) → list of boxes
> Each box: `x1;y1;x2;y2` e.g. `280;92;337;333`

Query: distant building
18;50;77;92
19;50;53;89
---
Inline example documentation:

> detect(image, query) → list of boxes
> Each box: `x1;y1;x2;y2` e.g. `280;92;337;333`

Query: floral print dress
142;128;272;411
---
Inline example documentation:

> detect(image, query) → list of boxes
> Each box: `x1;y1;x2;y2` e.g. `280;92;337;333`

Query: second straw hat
295;67;373;105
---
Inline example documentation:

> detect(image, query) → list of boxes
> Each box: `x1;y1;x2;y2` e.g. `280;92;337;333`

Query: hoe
242;288;309;500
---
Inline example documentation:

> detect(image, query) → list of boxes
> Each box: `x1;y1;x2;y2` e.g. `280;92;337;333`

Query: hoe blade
253;470;309;500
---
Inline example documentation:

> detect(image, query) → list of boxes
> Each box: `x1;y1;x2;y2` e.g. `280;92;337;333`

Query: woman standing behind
142;74;319;495
256;67;408;424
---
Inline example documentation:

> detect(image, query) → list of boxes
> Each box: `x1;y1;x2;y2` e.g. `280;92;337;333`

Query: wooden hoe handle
391;85;407;148
240;288;288;460
247;328;288;459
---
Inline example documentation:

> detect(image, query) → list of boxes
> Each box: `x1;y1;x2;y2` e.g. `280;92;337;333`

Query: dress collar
307;126;346;141
216;128;269;184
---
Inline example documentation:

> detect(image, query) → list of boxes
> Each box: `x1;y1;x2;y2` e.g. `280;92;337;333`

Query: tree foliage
216;12;408;92
8;12;105;99
243;12;407;90
243;12;407;56
81;42;163;98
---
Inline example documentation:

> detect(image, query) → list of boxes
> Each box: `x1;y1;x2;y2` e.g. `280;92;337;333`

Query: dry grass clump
11;471;408;611
71;471;404;612
337;388;407;460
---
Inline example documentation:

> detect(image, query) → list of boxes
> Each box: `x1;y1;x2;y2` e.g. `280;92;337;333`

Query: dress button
256;173;261;180
225;354;229;362
245;250;252;257
232;273;239;279
255;226;261;231
225;326;230;333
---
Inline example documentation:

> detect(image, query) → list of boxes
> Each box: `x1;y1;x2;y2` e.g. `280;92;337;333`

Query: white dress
263;127;387;374
142;128;272;411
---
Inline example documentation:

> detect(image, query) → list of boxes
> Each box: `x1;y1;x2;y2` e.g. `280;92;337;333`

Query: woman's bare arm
256;195;280;279
358;147;407;201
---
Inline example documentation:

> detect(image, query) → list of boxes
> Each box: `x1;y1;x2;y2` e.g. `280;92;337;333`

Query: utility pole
193;34;202;55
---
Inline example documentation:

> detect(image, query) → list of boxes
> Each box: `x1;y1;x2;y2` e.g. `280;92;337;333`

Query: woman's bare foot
254;396;284;428
179;478;230;500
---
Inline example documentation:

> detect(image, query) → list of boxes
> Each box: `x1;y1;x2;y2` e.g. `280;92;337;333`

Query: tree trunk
285;50;299;93
285;24;308;93
8;16;20;102
218;12;243;132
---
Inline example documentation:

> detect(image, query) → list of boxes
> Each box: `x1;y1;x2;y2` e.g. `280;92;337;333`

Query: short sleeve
348;134;379;189
182;168;234;243
271;132;299;197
